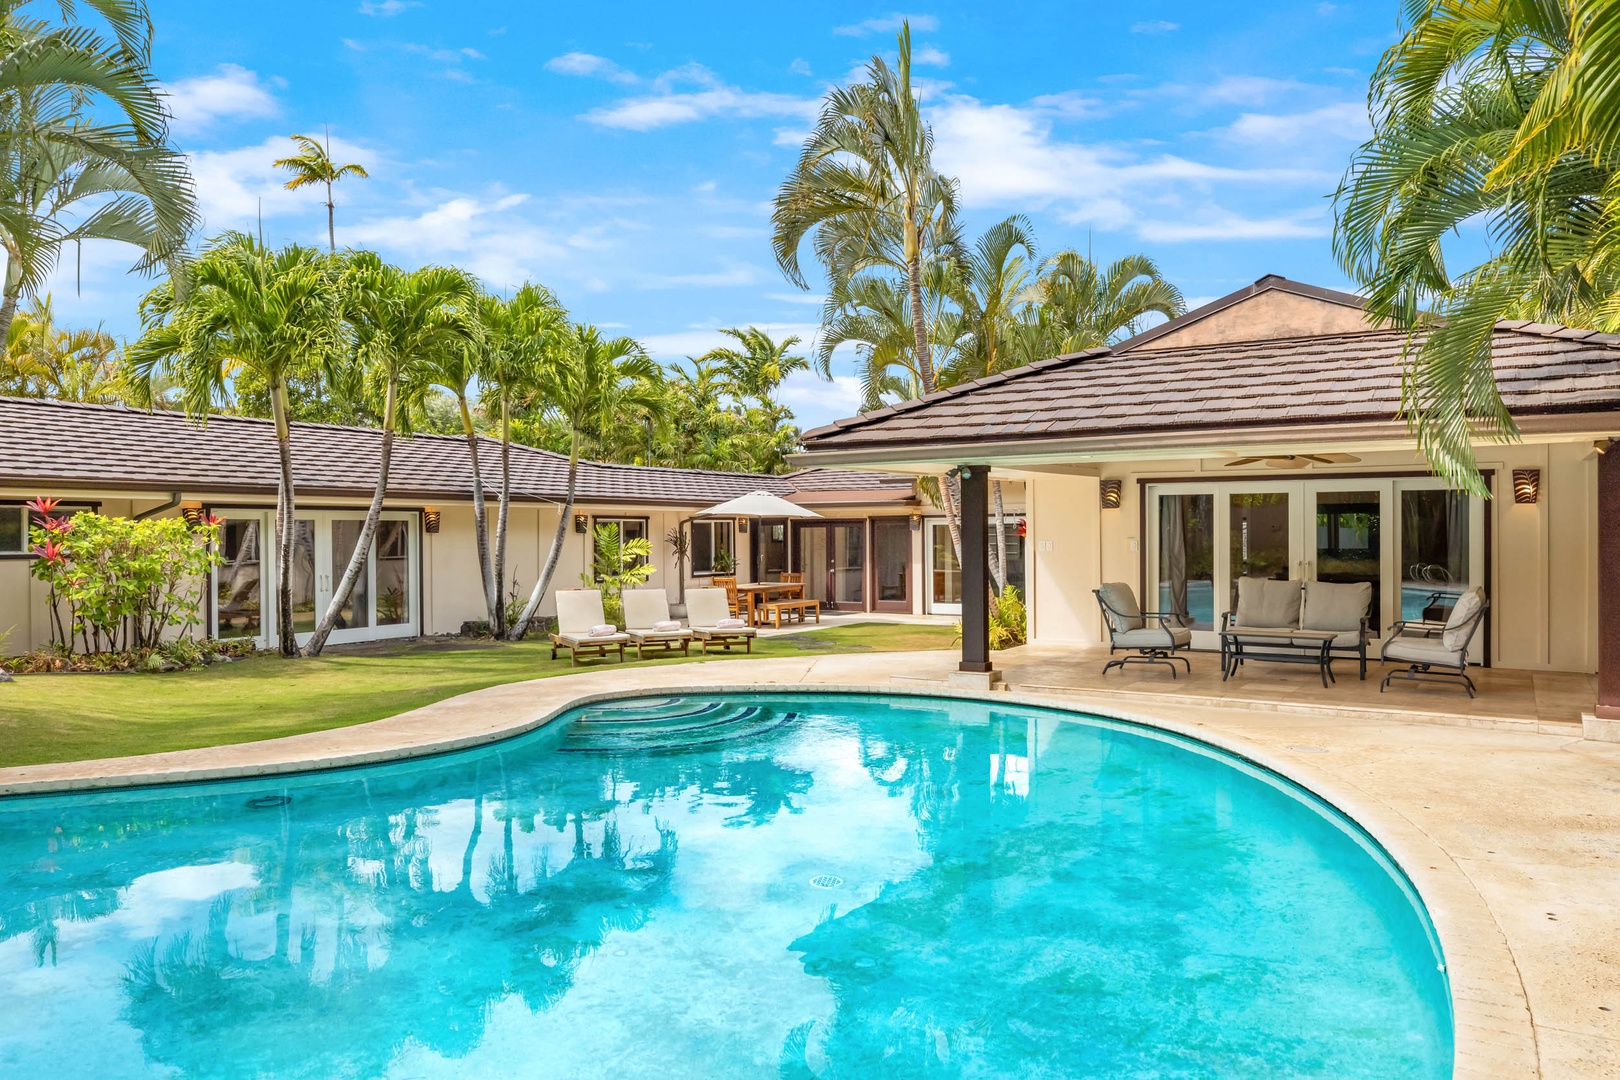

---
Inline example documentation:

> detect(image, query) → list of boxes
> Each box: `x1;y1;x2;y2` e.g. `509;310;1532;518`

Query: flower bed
4;637;257;675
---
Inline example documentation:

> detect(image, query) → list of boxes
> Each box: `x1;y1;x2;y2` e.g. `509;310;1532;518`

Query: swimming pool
0;692;1452;1078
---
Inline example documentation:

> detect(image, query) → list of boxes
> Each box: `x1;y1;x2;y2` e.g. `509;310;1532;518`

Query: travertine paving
2;649;1615;1078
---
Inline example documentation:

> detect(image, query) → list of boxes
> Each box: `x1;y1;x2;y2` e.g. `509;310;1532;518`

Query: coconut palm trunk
493;397;512;637
509;431;579;640
0;283;21;345
271;382;299;658
906;238;965;565
304;378;398;656
460;395;497;626
991;480;1008;595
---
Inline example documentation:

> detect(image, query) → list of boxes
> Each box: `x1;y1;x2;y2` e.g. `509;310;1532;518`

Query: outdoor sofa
1221;577;1373;679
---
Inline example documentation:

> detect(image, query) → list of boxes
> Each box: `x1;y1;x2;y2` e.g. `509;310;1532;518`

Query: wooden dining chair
712;575;741;618
779;572;803;584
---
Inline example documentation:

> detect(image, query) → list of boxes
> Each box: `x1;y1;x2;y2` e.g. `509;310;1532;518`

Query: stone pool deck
2;649;1616;1078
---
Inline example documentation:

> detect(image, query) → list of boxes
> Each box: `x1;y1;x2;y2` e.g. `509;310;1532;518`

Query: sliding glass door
212;509;420;648
1149;478;1484;658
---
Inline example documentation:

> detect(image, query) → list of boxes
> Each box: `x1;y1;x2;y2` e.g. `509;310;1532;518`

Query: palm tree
303;254;478;656
274;133;370;254
696;326;809;405
1333;1;1614;492
509;325;662;640
1012;251;1185;362
125;233;344;657
476;284;567;636
949;215;1039;378
2;294;123;401
0;3;198;341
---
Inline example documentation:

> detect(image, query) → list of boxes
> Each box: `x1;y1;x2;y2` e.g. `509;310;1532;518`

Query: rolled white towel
716;617;747;629
652;619;682;632
587;624;618;638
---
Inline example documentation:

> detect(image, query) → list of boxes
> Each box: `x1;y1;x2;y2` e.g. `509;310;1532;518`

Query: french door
212;509;420;648
1147;478;1485;660
794;521;866;610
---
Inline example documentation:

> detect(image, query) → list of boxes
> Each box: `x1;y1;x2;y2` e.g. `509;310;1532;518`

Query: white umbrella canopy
695;490;822;519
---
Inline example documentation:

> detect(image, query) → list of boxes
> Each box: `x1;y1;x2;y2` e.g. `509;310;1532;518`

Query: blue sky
56;1;1405;427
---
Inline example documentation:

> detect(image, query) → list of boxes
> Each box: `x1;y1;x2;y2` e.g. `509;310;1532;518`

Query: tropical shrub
953;585;1028;651
580;523;655;628
27;499;222;655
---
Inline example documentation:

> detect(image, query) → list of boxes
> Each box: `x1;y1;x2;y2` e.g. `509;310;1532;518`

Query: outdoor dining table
735;581;806;626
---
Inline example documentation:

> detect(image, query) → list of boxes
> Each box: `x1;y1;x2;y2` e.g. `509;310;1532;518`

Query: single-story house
0;397;1021;654
794;275;1620;719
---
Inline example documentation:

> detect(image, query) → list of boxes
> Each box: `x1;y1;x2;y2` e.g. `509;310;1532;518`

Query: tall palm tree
2;294;122;401
476;283;567;636
696;326;809;405
125;233;344;657
303;254;478;656
509;325;662;640
274;132;370;253
949;215;1039;379
0;3;198;342
1333;0;1615;492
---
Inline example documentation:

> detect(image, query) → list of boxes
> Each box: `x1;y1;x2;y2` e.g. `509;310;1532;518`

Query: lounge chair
1094;582;1192;677
1380;585;1489;697
686;587;756;654
622;588;692;660
549;588;629;666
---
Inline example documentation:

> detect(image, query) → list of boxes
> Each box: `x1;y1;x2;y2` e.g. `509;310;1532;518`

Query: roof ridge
1493;319;1620;345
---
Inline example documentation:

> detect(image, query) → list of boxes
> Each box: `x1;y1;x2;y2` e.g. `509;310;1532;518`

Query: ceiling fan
1223;452;1362;469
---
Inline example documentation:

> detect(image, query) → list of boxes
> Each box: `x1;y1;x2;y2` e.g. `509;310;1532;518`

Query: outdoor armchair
686;586;756;654
622;588;692;660
1380;585;1489;698
1094;582;1192;678
549;588;629;666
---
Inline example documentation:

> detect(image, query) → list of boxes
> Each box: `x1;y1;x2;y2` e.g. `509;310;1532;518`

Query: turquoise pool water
0;693;1452;1078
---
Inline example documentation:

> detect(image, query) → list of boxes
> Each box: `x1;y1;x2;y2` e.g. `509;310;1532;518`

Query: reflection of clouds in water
107;861;259;940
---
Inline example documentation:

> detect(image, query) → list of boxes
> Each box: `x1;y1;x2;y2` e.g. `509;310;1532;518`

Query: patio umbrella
694;491;821;519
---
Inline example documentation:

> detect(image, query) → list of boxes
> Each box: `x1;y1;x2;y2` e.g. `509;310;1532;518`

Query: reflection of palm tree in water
116;783;678;1076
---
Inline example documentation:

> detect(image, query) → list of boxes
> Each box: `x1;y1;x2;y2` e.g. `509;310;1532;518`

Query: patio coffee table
1220;626;1340;688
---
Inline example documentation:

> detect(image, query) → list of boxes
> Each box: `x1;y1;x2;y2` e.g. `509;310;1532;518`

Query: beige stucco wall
1142;290;1381;350
1022;439;1602;674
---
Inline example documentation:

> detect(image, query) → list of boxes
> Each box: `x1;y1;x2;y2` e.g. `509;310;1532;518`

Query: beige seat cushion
1441;586;1487;651
622;588;676;632
1384;635;1462;666
1234;578;1302;629
557;631;628;645
1301;580;1371;634
1114;626;1191;649
1096;582;1145;632
555;588;612;635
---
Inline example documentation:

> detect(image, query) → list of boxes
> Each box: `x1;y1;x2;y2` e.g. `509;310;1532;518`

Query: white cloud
1136;210;1331;242
358;0;419;13
766;292;827;305
545;51;638;84
1130;20;1179;33
1203;75;1311;106
160;64;278;134
780;372;862;418
790;58;812;76
773;126;810;146
582;64;817;130
345;192;569;286
186;135;380;229
833;13;939;37
638;263;761;289
641;322;821;361
914;45;950;67
1219;101;1368;145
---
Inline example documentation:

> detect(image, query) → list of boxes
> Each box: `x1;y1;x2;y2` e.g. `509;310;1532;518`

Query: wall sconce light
573;514;589;533
179;503;205;527
909;513;923;532
1512;469;1540;504
1100;479;1123;509
423;508;441;533
736;518;749;534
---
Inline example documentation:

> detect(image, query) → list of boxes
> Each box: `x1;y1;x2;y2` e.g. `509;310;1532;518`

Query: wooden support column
958;465;993;674
1598;443;1620;719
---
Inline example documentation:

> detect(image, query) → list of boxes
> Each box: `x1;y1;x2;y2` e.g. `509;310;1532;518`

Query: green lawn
0;623;956;769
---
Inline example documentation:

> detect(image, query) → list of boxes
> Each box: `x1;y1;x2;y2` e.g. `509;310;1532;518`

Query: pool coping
0;670;1537;1078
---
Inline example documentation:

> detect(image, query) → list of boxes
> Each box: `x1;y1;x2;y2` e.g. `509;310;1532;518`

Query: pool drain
810;875;844;889
246;795;292;809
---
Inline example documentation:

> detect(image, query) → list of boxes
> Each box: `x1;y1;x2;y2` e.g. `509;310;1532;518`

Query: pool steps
560;698;797;752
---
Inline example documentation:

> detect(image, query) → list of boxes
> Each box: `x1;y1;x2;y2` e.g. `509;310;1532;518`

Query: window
690;519;735;575
591;517;649;575
1;502;93;555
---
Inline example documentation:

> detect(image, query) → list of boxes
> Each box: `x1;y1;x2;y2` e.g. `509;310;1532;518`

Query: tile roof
798;323;1620;453
0;397;913;506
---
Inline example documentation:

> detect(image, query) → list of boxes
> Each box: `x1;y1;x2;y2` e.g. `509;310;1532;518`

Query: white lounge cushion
692;625;756;638
1441;586;1487;651
627;628;690;641
555;589;611;636
685;587;733;629
1301;580;1371;634
1113;626;1191;648
1384;635;1464;666
1234;578;1301;629
1096;582;1145;632
558;631;628;645
622;588;674;632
